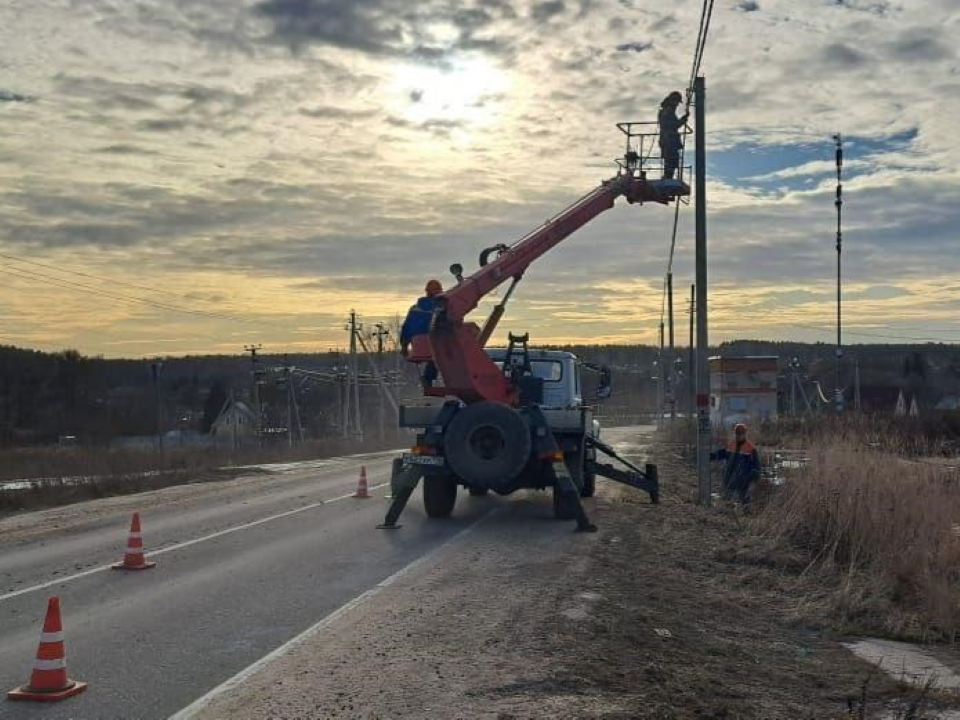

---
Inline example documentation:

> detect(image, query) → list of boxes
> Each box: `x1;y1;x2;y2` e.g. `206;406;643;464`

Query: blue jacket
400;296;437;345
711;440;760;492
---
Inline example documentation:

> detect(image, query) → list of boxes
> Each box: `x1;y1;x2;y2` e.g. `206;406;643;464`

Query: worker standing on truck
400;279;442;389
710;423;761;508
658;91;688;180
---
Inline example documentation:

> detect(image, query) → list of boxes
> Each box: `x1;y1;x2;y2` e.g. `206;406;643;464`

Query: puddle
844;637;960;691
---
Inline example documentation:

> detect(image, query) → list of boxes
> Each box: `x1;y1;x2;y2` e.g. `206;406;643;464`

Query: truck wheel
553;485;579;520
423;475;457;518
444;402;531;491
468;487;488;497
581;472;596;498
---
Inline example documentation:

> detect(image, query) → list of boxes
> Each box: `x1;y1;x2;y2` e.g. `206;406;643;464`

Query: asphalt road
0;428;645;720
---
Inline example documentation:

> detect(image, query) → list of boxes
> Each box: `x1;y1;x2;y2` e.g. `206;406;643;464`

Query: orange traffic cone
8;596;87;702
111;512;156;571
354;466;371;499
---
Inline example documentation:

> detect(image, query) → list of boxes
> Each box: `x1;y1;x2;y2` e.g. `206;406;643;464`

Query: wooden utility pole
336;354;348;439
283;366;302;446
694;76;711;506
150;361;163;455
243;344;262;436
356;331;399;419
374;323;390;439
347;311;363;438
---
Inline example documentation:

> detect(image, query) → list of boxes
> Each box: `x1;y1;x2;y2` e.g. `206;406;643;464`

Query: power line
0;263;266;326
660;0;717;327
768;321;960;344
0;252;188;299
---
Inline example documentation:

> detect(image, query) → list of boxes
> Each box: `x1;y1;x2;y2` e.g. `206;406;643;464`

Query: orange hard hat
425;279;443;296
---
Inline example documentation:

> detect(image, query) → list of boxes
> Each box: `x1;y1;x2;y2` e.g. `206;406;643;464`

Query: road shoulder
187;441;924;719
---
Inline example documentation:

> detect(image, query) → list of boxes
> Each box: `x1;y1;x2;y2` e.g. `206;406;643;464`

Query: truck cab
397;345;601;521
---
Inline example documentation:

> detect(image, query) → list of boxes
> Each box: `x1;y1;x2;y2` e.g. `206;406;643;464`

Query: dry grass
0;434;411;515
753;419;960;642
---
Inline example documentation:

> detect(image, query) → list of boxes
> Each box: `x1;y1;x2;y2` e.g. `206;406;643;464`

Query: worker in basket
400;279;442;390
710;423;761;508
658;90;688;181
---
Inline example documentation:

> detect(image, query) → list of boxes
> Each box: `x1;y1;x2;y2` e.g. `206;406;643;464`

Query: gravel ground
190;432;960;719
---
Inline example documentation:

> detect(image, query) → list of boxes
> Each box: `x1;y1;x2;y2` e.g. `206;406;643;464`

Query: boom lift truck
379;123;690;532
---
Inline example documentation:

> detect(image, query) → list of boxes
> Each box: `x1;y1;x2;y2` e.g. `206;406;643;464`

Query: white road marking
168;509;495;720
0;482;389;604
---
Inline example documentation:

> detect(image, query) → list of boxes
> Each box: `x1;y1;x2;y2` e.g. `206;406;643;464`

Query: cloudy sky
1;0;959;357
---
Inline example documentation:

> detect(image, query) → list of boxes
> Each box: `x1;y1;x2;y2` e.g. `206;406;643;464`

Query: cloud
821;42;869;67
3;0;960;354
252;0;398;53
250;0;519;61
615;41;652;53
886;28;954;63
530;0;566;22
0;89;34;103
95;143;158;156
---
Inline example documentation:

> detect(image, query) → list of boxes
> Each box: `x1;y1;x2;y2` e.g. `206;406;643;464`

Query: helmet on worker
662;91;683;107
734;422;748;437
425;279;443;297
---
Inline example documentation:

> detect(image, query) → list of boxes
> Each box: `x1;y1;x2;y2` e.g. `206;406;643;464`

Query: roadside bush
755;421;960;641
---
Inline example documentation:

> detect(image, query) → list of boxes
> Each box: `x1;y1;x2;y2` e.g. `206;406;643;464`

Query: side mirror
449;263;464;283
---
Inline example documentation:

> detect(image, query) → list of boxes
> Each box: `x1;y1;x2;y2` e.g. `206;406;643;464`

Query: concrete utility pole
834;133;844;414
788;356;801;416
243;344;262;436
667;272;675;422
689;284;695;416
854;358;861;413
656;321;664;430
694;76;711;506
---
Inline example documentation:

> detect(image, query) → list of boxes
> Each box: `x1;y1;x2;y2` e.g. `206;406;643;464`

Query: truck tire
444;402;531;491
423;475;457;518
553;485;579;520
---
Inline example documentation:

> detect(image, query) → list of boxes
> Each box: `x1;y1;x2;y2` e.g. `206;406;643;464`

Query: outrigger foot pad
376;523;402;530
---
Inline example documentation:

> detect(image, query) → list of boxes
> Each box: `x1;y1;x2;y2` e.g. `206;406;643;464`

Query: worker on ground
400;279;442;389
658;91;688;180
710;423;761;508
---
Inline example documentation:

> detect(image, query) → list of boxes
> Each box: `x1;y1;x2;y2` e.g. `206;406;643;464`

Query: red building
709;356;779;427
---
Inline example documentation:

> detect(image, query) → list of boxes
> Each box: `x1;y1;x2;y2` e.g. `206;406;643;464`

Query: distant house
709;356;778;427
210;398;258;444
